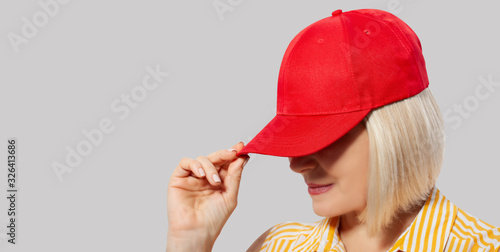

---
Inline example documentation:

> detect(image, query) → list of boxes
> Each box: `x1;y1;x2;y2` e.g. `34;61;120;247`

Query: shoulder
447;207;500;251
247;227;272;252
247;220;321;252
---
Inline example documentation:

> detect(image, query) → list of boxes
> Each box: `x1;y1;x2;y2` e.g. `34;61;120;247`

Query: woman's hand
166;142;249;252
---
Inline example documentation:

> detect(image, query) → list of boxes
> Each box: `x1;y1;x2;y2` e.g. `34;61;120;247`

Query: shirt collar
389;187;458;252
300;187;457;252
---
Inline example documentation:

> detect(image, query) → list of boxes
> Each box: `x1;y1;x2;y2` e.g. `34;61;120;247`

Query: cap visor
237;109;371;157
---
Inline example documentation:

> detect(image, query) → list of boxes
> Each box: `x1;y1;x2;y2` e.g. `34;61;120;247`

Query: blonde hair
357;88;446;235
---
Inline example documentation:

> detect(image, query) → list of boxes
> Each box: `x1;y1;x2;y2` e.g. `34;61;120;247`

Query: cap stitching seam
280;24;316;116
340;12;362;111
280;107;372;116
349;12;414;97
348;12;412;56
391;22;426;95
386;27;413;98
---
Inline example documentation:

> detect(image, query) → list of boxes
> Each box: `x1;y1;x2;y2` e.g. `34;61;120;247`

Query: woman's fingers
206;142;244;166
171;142;246;188
196;156;223;186
172;157;206;178
224;154;250;200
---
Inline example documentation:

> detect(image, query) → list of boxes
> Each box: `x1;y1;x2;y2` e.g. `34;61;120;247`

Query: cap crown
276;9;429;116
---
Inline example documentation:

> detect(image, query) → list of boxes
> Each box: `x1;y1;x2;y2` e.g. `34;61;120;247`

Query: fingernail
242;156;250;167
198;168;205;177
212;174;221;183
226;148;237;153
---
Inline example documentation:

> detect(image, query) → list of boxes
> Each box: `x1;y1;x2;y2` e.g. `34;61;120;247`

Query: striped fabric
260;187;500;251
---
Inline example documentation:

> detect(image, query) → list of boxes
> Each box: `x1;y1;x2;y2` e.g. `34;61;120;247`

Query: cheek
344;173;368;204
311;181;368;217
340;144;370;199
329;156;369;195
318;162;369;215
342;161;369;201
311;169;369;217
311;126;370;216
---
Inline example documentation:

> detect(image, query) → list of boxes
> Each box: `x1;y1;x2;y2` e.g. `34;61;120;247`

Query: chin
311;201;342;218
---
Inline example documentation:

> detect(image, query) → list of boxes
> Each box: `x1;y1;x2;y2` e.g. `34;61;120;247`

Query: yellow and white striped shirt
260;187;500;251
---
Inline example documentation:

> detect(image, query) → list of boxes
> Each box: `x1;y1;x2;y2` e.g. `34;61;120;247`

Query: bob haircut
356;88;445;235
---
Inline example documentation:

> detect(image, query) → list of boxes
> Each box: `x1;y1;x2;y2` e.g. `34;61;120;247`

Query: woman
167;8;500;251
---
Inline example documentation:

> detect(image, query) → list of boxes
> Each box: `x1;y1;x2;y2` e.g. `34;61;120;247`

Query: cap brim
237;109;371;157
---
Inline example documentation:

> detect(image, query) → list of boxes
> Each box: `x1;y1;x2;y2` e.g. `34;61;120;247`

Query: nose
288;155;317;174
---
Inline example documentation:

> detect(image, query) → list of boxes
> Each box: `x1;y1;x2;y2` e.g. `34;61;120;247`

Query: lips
307;183;334;195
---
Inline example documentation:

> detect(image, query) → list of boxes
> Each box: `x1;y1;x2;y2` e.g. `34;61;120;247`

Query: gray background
0;0;499;251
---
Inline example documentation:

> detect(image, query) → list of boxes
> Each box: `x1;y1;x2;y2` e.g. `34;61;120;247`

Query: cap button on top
331;9;342;16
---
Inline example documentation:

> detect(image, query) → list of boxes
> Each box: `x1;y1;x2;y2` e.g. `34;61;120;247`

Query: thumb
224;154;250;202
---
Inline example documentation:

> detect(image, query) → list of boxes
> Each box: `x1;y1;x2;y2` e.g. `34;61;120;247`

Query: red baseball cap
237;8;429;157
